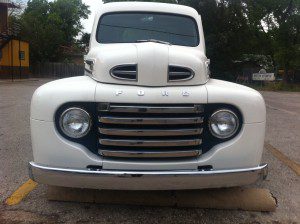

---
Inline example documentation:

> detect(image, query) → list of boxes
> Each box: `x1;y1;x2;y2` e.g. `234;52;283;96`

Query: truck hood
86;43;209;86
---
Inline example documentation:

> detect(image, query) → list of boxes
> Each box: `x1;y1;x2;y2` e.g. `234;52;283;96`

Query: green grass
245;82;300;92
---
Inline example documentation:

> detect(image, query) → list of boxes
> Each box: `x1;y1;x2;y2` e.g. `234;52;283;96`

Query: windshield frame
96;11;200;47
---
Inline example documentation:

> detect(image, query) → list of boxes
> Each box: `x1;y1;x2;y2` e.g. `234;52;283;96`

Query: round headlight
209;109;239;139
59;107;91;138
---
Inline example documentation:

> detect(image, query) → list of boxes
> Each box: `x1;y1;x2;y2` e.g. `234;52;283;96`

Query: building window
19;51;25;60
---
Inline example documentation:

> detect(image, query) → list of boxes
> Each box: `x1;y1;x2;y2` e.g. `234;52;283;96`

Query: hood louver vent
110;65;137;81
168;66;194;82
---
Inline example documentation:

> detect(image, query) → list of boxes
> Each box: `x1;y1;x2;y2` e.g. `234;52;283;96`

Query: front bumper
29;162;268;190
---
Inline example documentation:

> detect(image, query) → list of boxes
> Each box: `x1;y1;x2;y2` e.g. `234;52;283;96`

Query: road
0;80;299;224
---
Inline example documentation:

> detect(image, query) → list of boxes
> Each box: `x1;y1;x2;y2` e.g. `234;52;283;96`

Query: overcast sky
82;0;103;33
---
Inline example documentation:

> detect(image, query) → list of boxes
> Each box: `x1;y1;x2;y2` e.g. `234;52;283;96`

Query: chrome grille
97;103;204;159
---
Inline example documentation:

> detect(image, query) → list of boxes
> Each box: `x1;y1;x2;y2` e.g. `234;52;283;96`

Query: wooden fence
30;62;84;78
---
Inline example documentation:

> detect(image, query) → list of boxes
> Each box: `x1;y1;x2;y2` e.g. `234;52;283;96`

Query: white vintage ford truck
28;2;268;190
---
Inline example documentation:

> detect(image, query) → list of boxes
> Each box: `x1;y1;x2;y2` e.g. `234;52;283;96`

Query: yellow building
0;39;30;78
0;39;29;66
0;0;30;79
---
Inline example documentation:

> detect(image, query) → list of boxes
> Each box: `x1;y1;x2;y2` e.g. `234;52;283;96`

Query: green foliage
78;32;91;53
240;54;274;70
273;11;300;73
18;0;299;81
105;0;299;82
20;0;90;62
246;0;299;82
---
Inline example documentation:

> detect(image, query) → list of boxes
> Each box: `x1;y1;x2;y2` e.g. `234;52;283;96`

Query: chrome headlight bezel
59;107;92;139
208;109;240;139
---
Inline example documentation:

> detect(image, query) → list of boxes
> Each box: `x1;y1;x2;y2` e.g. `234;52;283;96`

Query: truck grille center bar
97;103;204;159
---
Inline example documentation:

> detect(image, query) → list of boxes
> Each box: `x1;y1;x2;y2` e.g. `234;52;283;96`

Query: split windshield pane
97;13;199;47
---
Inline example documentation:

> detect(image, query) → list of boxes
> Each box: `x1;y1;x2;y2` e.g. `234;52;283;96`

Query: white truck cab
29;2;267;190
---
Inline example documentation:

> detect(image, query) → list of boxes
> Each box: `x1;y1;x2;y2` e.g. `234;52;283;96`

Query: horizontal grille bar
99;139;202;147
99;104;204;114
99;116;204;125
99;127;203;136
99;149;202;158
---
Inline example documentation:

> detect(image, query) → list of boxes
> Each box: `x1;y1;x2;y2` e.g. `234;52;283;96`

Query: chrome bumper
29;162;268;190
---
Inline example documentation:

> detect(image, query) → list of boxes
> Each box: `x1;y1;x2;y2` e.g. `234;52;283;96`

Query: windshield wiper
136;39;171;45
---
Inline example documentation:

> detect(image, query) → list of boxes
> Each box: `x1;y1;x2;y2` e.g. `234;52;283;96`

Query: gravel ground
0;79;299;224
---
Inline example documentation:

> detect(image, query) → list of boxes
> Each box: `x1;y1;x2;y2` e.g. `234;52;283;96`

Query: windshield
97;12;199;47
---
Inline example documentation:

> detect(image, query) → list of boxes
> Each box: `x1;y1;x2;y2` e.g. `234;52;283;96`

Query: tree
104;0;264;80
246;0;299;82
49;0;90;44
179;0;263;80
271;0;299;83
20;0;90;62
104;0;299;82
78;32;91;53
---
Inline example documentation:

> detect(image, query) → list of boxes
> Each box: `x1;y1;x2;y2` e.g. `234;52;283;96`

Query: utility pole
11;38;13;81
19;38;21;79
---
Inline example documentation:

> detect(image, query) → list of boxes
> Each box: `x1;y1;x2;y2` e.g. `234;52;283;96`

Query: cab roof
98;2;199;18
